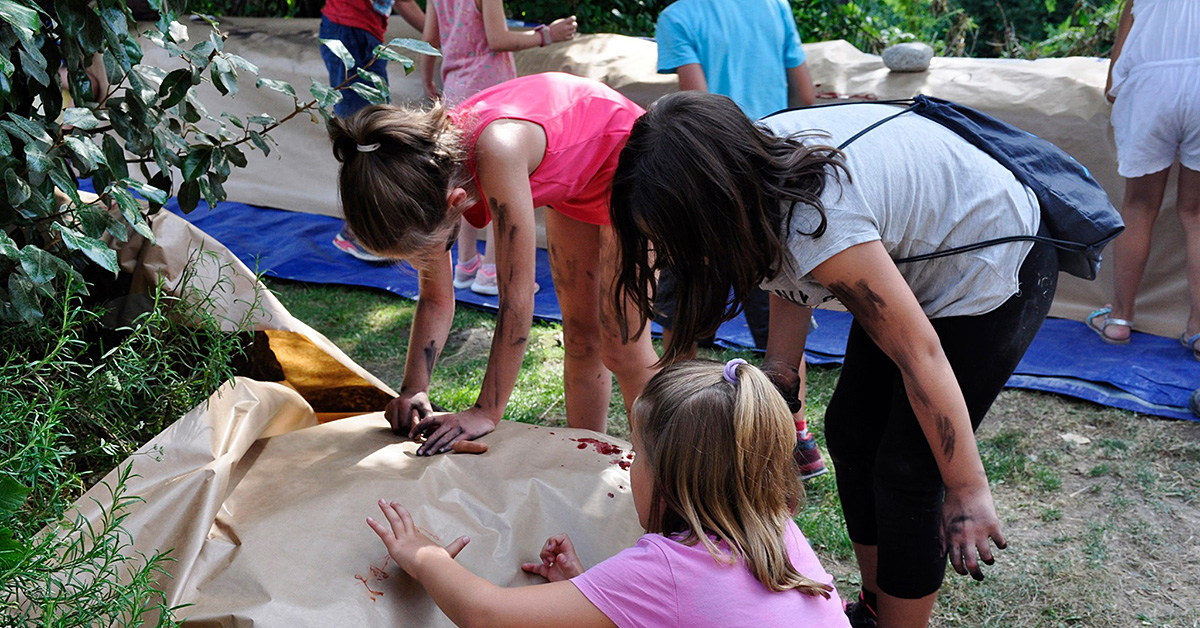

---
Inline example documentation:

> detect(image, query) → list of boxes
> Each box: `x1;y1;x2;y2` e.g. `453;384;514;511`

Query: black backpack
766;95;1125;280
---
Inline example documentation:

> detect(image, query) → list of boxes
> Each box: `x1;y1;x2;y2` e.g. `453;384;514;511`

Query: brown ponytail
328;102;471;258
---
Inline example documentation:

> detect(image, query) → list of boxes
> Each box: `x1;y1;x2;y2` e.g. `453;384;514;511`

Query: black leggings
824;239;1058;599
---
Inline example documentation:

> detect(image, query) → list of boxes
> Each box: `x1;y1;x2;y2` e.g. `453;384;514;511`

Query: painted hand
367;499;469;580
412;406;497;456
760;359;803;414
520;534;584;582
941;484;1006;581
385;391;434;437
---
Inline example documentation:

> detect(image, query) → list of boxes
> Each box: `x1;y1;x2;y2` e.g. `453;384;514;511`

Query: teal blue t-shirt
655;0;806;120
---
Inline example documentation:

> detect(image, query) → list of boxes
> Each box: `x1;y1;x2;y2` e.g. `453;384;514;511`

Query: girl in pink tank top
421;0;577;295
328;73;659;456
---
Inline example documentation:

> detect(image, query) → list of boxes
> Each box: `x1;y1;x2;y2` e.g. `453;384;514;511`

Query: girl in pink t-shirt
421;0;576;295
367;359;851;628
328;73;658;455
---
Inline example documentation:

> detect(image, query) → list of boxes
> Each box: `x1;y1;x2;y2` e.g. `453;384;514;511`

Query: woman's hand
548;16;577;43
386;391;435;437
412;406;497;456
521;534;585;582
367;500;470;581
760;358;803;414
941;483;1006;581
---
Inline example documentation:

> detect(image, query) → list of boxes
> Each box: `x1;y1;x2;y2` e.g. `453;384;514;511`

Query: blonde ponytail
635;360;833;597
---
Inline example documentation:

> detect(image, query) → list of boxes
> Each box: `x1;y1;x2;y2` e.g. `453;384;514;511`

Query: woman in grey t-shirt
609;92;1058;628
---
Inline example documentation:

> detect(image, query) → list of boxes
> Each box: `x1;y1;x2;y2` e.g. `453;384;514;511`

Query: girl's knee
562;319;603;361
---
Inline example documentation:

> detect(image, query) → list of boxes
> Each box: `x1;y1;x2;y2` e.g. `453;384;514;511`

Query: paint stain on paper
570;437;634;470
355;554;392;602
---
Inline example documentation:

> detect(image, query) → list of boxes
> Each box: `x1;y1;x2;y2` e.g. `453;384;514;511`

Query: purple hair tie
723;358;748;384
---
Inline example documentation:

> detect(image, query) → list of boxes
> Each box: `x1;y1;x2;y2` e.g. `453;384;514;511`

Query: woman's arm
810;241;1005;580
385;252;457;433
368;501;615;628
411;120;543;455
763;295;812;414
479;0;576;52
422;3;442;100
1106;0;1134;102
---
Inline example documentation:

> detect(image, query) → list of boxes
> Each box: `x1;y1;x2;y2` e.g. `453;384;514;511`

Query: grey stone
882;42;934;73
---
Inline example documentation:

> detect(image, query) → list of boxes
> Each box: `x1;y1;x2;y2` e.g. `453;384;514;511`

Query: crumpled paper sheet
63;206;643;627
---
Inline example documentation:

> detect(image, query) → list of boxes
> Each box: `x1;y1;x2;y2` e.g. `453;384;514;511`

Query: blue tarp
119;188;1200;421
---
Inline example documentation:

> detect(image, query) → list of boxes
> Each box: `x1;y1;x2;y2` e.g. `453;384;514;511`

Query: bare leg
1108;168;1171;340
1178;166;1200;339
482;223;496;266
544;211;610;433
456;219;479;265
599;224;659;418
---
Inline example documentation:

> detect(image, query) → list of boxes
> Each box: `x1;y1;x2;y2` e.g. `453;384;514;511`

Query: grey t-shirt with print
757;103;1041;319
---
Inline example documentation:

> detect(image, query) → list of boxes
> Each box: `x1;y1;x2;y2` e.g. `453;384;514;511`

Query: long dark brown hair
328;103;471;258
635;360;832;597
610;92;847;363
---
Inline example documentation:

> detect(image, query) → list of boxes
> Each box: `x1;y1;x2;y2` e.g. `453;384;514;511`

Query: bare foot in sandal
1087;306;1132;344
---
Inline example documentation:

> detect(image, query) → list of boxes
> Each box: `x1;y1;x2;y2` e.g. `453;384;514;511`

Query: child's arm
394;0;426;32
409;121;541;454
368;500;616;628
1106;0;1134;103
786;63;817;108
674;63;708;92
479;0;576;52
810;241;1004;581
384;251;456;436
422;2;442;100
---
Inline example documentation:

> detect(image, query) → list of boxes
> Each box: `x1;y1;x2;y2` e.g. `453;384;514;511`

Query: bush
1;0;431;623
0;277;252;626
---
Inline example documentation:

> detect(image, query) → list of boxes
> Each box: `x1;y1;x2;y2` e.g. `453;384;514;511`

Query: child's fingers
444;535;470;558
379;499;412;537
366;516;391;541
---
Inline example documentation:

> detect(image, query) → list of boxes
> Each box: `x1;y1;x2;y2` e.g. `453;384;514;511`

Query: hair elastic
357;142;381;153
723;358;748;384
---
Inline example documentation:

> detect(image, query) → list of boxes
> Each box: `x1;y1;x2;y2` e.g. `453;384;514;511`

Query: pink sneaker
454;255;482;289
470;264;540;296
332;229;389;263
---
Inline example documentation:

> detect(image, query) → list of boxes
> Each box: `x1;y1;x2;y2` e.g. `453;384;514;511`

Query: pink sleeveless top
451;73;645;228
432;0;517;106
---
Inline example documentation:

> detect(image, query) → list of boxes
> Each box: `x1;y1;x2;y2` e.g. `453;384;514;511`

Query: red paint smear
571;437;623;456
615;460;631;470
355;574;383;601
370;566;389;579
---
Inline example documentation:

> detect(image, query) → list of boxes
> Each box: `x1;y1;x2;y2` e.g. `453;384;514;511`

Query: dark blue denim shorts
319;16;390;119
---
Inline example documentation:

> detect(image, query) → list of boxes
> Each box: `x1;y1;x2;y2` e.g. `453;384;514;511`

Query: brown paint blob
452;440;489;454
